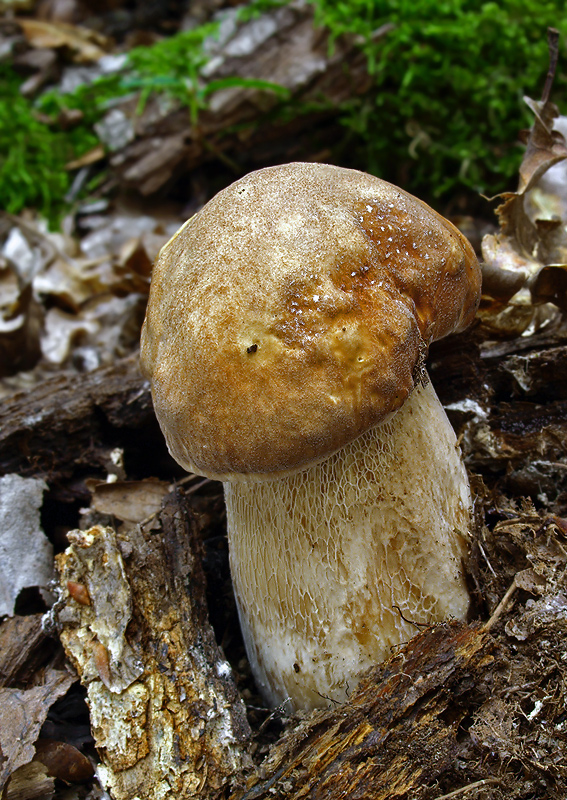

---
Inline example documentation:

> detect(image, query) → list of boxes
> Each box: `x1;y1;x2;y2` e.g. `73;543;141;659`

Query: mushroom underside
224;377;471;710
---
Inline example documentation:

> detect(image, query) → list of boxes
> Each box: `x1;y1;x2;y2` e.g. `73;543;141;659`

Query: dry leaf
479;31;567;334
33;255;111;312
0;670;75;794
0;208;176;384
40;293;146;368
0;263;43;378
34;739;94;784
0;227;44;377
481;96;567;334
87;479;170;524
514;567;547;595
17;20;109;63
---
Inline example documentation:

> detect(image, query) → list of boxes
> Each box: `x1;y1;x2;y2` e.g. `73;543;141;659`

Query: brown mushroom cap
140;163;481;479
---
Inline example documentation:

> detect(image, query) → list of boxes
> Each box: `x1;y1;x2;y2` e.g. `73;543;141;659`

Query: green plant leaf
200;77;292;99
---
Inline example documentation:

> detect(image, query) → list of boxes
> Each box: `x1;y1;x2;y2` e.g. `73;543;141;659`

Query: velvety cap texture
140;163;481;479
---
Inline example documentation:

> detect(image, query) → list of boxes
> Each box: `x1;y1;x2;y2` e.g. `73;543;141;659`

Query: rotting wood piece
108;2;373;195
0;354;153;482
230;624;494;800
0;614;56;688
52;491;251;800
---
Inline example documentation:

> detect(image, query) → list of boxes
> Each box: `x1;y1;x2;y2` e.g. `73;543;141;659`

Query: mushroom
140;163;482;710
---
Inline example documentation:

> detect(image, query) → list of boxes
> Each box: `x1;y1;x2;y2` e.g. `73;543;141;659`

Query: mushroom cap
140;163;481;479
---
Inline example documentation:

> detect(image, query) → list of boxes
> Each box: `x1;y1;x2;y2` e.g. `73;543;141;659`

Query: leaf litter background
1;3;567;799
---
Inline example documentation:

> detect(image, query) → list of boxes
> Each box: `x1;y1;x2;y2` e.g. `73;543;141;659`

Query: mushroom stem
224;376;471;710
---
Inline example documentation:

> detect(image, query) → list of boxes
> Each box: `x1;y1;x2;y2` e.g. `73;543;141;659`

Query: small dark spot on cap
247;344;258;353
293;662;300;673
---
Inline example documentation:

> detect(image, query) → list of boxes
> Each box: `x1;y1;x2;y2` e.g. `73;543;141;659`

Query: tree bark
229;624;493;800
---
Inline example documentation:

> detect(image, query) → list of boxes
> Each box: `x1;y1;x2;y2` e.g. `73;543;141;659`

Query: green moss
0;66;98;227
1;23;224;225
38;21;220;127
3;1;565;225
309;0;567;198
2;17;290;226
236;0;291;22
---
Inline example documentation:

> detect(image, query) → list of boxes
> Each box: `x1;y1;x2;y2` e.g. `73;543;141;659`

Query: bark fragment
0;614;53;688
52;492;251;800
230;624;493;800
0;354;154;482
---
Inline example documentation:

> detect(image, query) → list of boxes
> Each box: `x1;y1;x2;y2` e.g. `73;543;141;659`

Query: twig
184;476;213;496
253;697;293;735
478;541;497;578
433;777;500;800
483;576;518;632
176;473;202;487
542;27;559;105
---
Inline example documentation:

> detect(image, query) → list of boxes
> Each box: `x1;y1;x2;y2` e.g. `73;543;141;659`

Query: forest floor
1;2;567;799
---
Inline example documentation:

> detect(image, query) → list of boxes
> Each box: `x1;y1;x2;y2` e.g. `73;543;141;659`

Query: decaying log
3;328;566;799
109;1;374;194
230;624;494;800
0;353;153;483
51;491;251;800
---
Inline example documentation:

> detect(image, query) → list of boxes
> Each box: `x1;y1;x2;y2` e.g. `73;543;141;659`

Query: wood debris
51;494;251;800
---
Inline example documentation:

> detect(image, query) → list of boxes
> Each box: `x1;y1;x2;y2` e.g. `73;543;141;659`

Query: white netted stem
224;378;471;710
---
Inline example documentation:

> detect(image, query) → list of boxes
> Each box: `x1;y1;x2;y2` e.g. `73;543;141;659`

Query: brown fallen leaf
40;292;146;369
17;19;110;63
0;669;76;794
0;241;43;378
34;739;94;784
480;29;567;335
4;760;55;800
86;479;171;524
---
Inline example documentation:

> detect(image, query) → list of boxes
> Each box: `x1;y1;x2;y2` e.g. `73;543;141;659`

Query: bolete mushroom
140;163;482;710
